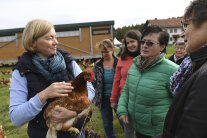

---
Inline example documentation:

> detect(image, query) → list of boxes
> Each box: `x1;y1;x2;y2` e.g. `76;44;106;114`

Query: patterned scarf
32;51;66;83
136;53;165;73
170;56;193;95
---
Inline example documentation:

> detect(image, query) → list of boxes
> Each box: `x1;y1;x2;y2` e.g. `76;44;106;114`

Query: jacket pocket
135;110;152;127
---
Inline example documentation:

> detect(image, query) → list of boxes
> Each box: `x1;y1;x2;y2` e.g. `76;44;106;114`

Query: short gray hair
175;38;185;47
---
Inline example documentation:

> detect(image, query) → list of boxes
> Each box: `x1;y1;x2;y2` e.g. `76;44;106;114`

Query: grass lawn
166;45;174;59
0;67;28;138
0;45;174;138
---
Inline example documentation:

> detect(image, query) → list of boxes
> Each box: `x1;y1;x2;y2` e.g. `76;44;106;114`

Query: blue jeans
79;129;85;138
100;98;116;138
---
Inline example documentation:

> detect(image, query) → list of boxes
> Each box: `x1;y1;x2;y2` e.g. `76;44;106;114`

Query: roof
114;37;122;45
147;17;183;28
0;20;115;36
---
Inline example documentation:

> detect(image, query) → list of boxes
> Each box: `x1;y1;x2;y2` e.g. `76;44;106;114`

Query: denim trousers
100;97;116;138
79;129;85;138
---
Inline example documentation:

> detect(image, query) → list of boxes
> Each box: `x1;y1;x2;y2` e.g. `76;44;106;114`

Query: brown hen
43;69;95;138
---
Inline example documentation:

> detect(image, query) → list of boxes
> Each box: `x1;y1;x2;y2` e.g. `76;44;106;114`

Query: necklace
104;65;112;68
104;65;113;70
103;60;114;69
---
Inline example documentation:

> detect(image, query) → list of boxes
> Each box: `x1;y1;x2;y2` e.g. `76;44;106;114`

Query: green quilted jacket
117;56;178;136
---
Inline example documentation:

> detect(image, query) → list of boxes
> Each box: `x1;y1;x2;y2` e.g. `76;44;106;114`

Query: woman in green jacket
117;26;178;138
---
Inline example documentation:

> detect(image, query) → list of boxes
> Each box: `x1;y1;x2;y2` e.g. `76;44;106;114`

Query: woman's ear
112;48;115;55
160;45;165;52
112;48;115;53
32;40;37;48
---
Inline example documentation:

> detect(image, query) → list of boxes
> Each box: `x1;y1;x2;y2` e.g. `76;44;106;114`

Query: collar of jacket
96;58;104;68
174;54;188;61
96;56;118;68
190;45;207;71
14;52;37;76
125;53;136;60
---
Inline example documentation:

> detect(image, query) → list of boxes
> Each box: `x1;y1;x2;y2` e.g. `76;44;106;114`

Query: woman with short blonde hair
9;19;95;138
22;19;54;53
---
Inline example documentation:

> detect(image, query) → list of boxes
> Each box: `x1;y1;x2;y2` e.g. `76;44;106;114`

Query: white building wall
165;27;182;44
147;23;182;45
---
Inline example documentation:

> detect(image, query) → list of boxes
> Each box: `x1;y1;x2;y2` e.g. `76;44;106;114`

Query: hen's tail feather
46;127;57;138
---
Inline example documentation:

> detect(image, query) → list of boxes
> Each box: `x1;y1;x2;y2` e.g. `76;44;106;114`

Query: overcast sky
0;0;191;30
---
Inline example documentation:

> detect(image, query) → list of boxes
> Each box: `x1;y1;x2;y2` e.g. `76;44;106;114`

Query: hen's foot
68;127;80;136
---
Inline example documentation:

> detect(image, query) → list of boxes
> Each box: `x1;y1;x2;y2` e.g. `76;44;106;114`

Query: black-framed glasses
140;40;159;46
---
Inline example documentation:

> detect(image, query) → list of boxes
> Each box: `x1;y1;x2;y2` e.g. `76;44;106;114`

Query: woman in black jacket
161;0;207;137
92;39;118;138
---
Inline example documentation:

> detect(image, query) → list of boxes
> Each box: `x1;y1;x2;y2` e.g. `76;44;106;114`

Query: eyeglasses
175;47;185;51
140;40;159;46
181;19;192;31
181;21;188;31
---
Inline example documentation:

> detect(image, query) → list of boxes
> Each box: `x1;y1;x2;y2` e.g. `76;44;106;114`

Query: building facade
145;17;183;45
0;20;114;62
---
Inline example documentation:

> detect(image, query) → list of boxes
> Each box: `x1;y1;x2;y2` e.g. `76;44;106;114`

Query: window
56;30;80;38
174;28;177;33
92;28;111;35
0;35;16;42
170;29;173;33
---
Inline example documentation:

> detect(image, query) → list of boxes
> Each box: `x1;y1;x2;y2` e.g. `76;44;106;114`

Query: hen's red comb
87;68;95;77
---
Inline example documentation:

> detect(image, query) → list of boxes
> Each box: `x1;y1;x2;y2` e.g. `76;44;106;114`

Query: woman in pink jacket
110;30;141;138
